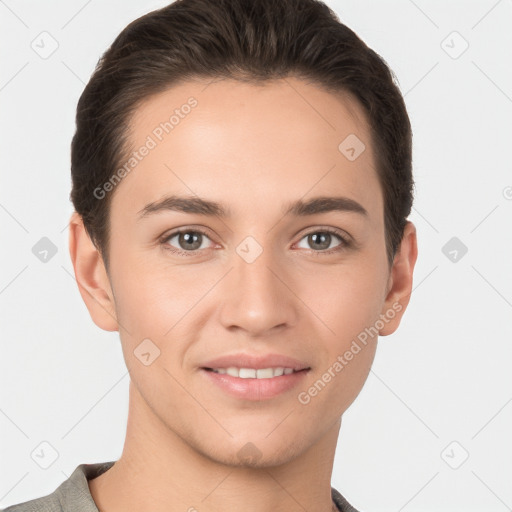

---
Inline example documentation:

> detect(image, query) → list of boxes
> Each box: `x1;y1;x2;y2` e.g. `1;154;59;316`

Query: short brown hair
70;0;413;271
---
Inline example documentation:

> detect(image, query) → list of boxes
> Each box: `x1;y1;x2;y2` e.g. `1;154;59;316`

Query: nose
218;241;300;336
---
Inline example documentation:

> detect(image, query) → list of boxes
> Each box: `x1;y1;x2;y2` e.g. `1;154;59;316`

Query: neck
89;380;341;512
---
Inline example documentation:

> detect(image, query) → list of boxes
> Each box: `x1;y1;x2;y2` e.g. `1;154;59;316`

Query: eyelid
294;225;352;244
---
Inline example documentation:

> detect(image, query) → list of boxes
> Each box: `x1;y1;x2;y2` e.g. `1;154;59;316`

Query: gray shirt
1;461;361;512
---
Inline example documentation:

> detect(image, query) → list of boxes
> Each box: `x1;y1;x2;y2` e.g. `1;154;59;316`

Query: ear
68;211;119;332
379;221;418;336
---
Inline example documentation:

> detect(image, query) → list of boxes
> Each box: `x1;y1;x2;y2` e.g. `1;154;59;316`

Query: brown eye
162;229;213;254
308;232;333;250
177;231;203;250
296;229;349;253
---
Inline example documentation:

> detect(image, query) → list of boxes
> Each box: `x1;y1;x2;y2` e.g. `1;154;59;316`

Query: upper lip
201;353;310;371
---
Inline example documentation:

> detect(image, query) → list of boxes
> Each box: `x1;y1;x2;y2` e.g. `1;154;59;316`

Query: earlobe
68;212;119;332
379;221;418;336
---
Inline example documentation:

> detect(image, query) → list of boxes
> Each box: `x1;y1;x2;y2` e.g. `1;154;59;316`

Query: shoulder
331;486;362;512
0;461;116;512
1;493;62;512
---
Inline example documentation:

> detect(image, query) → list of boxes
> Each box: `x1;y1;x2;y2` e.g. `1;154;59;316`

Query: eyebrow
137;194;368;219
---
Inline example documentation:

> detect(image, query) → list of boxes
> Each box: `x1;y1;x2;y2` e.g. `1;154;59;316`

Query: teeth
256;368;273;379
226;367;239;377
239;368;256;378
211;367;299;379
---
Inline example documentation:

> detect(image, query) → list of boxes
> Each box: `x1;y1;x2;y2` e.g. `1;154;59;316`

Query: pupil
310;232;330;250
181;232;200;249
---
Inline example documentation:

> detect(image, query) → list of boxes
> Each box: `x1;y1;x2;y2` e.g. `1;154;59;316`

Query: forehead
111;76;383;225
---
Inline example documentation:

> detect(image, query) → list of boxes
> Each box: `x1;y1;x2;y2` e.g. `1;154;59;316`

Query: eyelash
159;227;352;257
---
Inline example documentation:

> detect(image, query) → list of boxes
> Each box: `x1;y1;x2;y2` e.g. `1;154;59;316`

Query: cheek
109;257;200;395
294;261;385;402
296;269;383;415
109;247;206;336
298;261;388;343
111;245;388;349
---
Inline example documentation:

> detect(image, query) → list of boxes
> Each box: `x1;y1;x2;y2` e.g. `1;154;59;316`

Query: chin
196;433;310;469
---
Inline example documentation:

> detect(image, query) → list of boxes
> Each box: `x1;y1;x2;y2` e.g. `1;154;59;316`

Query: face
74;76;415;467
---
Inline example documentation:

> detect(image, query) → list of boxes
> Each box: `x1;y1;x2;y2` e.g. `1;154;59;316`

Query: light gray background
1;1;511;510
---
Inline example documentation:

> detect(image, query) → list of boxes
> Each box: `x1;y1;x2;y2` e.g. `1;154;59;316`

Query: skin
69;76;417;512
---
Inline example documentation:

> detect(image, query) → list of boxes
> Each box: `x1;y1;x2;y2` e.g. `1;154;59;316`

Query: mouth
200;366;311;401
202;367;310;379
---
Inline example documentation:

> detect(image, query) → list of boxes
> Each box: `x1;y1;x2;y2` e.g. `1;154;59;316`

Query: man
2;0;417;510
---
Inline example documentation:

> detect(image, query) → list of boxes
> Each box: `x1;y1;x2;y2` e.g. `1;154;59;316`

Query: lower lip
200;368;310;401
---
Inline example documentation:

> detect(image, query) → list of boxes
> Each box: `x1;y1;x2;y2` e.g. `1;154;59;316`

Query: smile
207;367;299;378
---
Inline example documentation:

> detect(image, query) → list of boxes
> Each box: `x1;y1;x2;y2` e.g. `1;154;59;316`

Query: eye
160;227;352;257
295;229;350;253
161;228;214;255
